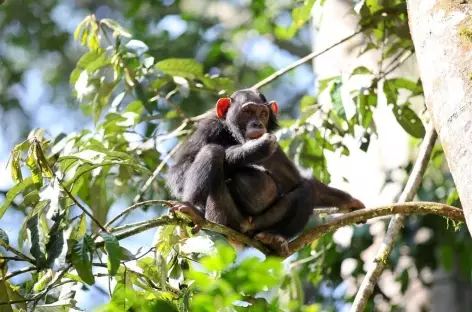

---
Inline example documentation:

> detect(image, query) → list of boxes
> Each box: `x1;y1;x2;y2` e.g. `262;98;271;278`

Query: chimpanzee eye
261;111;268;118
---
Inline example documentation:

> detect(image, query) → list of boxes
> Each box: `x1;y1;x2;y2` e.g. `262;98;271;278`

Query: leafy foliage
0;0;462;311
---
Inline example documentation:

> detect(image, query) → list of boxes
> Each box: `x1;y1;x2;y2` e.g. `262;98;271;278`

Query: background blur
0;0;470;311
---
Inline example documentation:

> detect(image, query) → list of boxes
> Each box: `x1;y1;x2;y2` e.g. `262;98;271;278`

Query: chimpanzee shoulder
166;111;236;197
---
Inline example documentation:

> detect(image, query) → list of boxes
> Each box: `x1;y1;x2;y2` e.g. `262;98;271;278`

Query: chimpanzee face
216;89;279;142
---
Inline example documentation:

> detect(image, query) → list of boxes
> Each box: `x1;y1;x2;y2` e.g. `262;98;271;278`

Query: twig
0;241;35;264
59;179;108;233
349;123;437;311
252;29;364;90
377;50;414;81
105;200;171;228
288;201;461;255
99;213;273;255
0;266;38;282
31;265;72;310
131;141;183;204
0;299;33;306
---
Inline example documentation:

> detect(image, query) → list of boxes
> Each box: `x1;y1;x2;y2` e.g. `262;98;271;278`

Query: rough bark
407;0;472;236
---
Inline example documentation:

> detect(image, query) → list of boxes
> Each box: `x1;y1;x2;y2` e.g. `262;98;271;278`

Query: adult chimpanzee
166;89;364;254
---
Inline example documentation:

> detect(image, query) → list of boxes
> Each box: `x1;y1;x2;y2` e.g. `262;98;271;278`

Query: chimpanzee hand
244;133;278;157
226;133;278;166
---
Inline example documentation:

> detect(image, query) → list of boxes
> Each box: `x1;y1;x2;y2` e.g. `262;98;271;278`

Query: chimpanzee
166;88;365;254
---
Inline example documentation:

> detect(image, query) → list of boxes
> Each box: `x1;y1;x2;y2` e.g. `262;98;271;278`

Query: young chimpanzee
166;89;364;254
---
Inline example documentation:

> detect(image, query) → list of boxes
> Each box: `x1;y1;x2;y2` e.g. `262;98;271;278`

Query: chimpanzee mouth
246;129;266;139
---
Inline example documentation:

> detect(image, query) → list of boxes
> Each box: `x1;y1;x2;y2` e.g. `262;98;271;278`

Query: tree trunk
407;0;472;236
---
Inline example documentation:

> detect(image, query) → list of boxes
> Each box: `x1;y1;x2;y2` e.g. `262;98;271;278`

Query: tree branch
288;202;461;256
100;200;462;258
350;123;437;311
252;29;364;90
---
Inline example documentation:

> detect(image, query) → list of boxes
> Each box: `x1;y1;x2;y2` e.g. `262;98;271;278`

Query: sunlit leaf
0;177;34;218
70;214;87;241
350;66;372;76
392;103;425;138
155;58;204;80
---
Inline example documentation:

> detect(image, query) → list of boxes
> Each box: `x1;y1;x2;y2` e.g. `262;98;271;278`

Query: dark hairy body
166;89;365;254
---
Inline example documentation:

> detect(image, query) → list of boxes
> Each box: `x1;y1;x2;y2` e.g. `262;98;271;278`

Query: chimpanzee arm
182;144;248;230
225;133;277;166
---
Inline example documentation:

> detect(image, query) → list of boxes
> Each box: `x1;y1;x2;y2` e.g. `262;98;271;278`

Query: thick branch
350;123;437;311
288;202;462;255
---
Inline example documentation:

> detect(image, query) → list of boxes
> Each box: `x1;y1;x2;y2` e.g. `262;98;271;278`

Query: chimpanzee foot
338;198;365;211
255;232;290;257
170;201;204;234
338;198;366;224
240;216;255;234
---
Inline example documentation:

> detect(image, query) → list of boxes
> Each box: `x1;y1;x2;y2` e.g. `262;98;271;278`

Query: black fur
166;89;364;242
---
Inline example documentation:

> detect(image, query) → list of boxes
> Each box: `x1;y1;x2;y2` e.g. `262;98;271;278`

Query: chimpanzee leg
173;144;246;232
248;179;313;233
310;179;365;211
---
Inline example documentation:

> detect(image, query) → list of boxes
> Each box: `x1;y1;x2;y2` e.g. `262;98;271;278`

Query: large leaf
99;232;121;276
0;177;34;218
45;214;66;268
93;82;117;124
392;103;425;138
27;214;47;267
70;235;95;285
155;58;204;80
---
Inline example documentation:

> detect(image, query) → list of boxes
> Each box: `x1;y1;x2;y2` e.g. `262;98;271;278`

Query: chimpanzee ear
216;97;231;118
269;101;279;116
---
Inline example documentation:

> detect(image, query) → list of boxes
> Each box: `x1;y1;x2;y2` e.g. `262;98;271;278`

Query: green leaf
155;58;204;80
0;177;34;218
25;147;43;190
70;214;87;241
317;76;340;94
350;66;372;76
74;16;90;41
93;82;117;124
357;91;377;128
99;232;121;276
137;257;161;281
78;50;111;74
27;214;47;267
10;150;23;183
330;81;346;120
0;229;9;245
200;244;236;272
45;216;66;267
388;77;418;92
392;104;425;138
70;235;95;285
